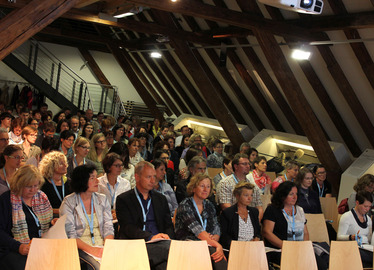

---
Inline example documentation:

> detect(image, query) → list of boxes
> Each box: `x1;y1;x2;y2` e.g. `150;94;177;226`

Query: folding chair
329;241;363;270
228;241;268;270
305;213;330;243
280;241;317;270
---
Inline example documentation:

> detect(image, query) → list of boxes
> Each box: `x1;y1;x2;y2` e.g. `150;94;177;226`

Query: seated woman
311;164;332;198
220;182;261;250
81;123;94;140
87;133;108;176
67;137;94;179
98;153;131;213
338;191;373;268
247;156;271;194
213;156;233;191
20;126;41;164
175;134;190;158
295;167;322;214
271;160;299;193
109;142;136;189
0;165;53;270
39;151;71;212
262;181;327;270
60;164;114;270
55;119;70;137
347;174;374;211
128;138;144;167
0;145;23;196
153;149;175;188
175;174;227;270
152;159;178;216
58;130;75;159
8;117;23;145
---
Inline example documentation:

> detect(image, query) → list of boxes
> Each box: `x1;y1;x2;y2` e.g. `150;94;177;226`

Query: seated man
116;161;174;270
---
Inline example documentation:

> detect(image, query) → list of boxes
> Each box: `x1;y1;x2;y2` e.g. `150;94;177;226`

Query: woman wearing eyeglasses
39;151;71;211
8;118;23;145
0;145;23;196
87;133;108;176
98;153;130;220
67;137;94;179
311;164;332;198
20;126;41;164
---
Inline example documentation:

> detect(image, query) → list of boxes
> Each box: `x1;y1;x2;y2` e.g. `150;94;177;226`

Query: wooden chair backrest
280;241;317;270
100;239;150;270
267;172;277;182
228;241;268;270
167;240;212;270
25;239;80;270
319;197;339;231
207;168;222;179
329;241;363;270
261;194;272;211
305;213;330;243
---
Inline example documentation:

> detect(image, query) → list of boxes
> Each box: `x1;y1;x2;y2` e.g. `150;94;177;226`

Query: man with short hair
0;112;12;132
217;153;263;219
39;103;48;114
34;122;56;148
20;108;29;125
0;128;9;154
239;142;251;154
116;161;174;270
69;115;80;138
175;125;190;147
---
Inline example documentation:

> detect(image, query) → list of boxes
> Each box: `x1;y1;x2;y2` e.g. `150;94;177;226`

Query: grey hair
240;142;251;151
187;156;206;171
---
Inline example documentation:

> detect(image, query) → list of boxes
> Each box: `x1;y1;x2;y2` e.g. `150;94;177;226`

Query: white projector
259;0;323;14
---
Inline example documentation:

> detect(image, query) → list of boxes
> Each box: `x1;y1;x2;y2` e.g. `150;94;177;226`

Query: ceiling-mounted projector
259;0;323;14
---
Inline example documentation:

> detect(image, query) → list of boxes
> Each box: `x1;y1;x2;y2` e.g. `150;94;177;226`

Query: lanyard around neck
3;167;10;189
192;198;207;230
282;206;296;241
158;182;164;195
22;198;41;237
106;178;119;208
74;155;85;167
79;194;95;245
317;182;324;197
134;188;152;231
232;174;240;184
51;178;65;202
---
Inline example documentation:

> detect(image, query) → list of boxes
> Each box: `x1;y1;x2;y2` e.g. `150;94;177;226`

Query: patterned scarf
252;169;271;189
11;191;53;244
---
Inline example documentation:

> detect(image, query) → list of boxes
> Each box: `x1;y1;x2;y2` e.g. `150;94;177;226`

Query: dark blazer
116;189;175;240
219;204;261;249
66;156;94;179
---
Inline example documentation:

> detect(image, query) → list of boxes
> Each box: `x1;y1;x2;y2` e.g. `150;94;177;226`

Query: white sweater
337;209;372;244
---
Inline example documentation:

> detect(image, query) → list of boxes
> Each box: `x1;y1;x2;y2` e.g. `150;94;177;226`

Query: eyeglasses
112;164;124;168
8;155;24;160
238;162;251;166
96;140;106;144
0;138;9;142
79;145;91;150
317;171;327;175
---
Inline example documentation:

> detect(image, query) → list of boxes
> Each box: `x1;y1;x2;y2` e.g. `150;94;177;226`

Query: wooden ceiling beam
78;47;110;85
74;0;100;9
0;0;81;61
125;0;315;41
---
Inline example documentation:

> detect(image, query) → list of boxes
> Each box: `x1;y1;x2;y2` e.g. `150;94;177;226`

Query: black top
41;178;72;209
297;187;322;214
311;179;332;197
262;204;289;248
219;204;261;249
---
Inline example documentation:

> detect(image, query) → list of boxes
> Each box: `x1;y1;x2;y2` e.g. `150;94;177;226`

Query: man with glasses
0;128;9;154
217;153;263;219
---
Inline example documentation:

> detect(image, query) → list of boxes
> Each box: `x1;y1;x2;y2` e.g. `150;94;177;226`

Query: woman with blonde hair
20;126;41;164
0;165;53;269
66;137;94;179
87;133;108;176
39;151;71;210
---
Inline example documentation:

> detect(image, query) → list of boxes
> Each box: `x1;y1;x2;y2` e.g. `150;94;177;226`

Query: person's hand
151;233;170;240
19;244;30;255
51;218;58;226
211;244;226;263
209;234;219;241
89;247;103;258
111;210;117;220
251;237;260;241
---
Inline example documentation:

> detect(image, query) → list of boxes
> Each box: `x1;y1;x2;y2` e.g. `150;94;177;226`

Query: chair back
305;213;330;243
280;241;317;270
261;194;272;211
228;241;268;270
329;241;363;270
25;239;80;270
100;239;150;270
320;197;340;231
207;168;222;179
167;240;212;270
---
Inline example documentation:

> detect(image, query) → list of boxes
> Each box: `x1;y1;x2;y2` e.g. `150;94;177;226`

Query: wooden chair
25;239;80;270
167;240;212;270
305;213;330;243
100;239;150;270
261;194;272;211
280;241;317;270
267;171;277;182
207;168;222;179
320;197;340;232
228;241;268;270
329;241;363;270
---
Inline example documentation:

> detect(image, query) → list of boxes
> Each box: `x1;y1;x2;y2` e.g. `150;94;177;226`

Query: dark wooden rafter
78;47;111;85
263;7;362;156
0;0;81;60
124;0;315;41
327;0;374;94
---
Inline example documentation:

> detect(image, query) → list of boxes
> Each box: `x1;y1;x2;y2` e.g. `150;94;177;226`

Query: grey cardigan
59;192;114;240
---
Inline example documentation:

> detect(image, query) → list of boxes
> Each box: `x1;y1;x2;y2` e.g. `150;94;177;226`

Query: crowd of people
0;103;373;270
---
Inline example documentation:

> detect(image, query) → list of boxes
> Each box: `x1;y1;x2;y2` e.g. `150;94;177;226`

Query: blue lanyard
51;178;65;202
22;198;41;237
282;206;296;241
106;179;119;208
74;156;85;167
79;194;95;245
222;171;227;178
232;174;239;184
3;167;10;189
317;182;324;197
158;182;164;195
134;188;152;231
192;198;207;230
284;174;288;181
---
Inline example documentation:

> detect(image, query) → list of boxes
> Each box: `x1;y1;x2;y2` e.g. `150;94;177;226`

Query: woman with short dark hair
109;142;135;188
60;164;114;270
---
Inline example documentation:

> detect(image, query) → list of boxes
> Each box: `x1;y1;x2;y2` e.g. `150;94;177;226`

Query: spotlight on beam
291;47;311;60
150;52;162;58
